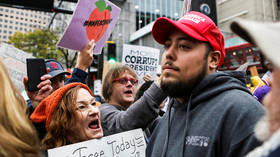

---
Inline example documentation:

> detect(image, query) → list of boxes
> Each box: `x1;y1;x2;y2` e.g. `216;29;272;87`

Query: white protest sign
48;129;146;157
122;44;160;85
94;79;102;96
0;43;33;92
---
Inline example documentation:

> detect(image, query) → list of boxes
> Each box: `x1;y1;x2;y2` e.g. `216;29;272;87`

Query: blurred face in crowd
69;88;103;143
51;75;65;91
160;30;209;101
109;71;138;109
255;68;280;141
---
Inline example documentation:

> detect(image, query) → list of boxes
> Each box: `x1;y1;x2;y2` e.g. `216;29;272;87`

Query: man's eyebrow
165;36;196;43
177;37;191;41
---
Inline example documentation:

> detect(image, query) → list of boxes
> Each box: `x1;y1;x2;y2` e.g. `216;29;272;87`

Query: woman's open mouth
88;119;100;129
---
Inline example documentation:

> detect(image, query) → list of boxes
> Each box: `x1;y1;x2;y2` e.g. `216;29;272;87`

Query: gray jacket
100;83;166;136
146;71;265;157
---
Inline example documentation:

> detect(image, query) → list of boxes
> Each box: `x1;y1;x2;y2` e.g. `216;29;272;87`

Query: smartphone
26;58;47;91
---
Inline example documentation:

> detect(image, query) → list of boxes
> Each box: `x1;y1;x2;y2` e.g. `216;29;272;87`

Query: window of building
4;20;7;23
10;16;13;18
9;21;13;24
5;9;8;12
16;17;19;19
21;12;24;15
0;19;2;22
4;25;7;28
3;30;7;33
15;21;18;25
9;26;12;29
134;0;183;30
9;31;12;34
0;8;3;11
15;27;18;30
20;28;23;30
5;15;8;17
16;11;19;14
10;10;14;13
3;36;6;39
24;28;27;31
0;24;1;27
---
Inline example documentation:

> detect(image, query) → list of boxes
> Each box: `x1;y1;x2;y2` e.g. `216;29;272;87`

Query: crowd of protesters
1;10;280;157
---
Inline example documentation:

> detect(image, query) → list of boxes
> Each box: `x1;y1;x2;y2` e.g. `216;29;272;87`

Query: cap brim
49;70;70;78
152;17;207;45
231;19;280;68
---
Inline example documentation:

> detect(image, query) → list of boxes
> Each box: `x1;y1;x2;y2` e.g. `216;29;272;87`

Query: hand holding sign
76;40;95;71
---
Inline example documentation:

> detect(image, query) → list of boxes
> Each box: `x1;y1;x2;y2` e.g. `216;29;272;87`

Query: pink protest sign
57;0;121;54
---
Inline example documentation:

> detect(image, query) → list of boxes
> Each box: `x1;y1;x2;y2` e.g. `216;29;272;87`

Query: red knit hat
30;82;94;131
152;11;225;67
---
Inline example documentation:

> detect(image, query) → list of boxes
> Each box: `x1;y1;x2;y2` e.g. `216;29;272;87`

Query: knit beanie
30;82;94;131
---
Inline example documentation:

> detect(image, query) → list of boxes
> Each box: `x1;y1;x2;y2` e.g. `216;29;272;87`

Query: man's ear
208;51;221;70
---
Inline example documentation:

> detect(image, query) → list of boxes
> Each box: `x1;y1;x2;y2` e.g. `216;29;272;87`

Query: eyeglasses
113;77;138;85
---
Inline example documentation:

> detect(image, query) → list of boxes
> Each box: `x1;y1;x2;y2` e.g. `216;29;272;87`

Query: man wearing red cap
146;11;264;157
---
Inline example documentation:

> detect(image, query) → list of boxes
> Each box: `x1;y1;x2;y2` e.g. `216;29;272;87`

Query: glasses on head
113;77;138;85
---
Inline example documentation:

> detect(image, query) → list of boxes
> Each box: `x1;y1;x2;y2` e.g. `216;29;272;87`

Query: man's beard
160;61;207;98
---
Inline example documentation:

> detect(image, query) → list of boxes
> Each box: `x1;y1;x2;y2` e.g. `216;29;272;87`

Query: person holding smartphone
24;40;96;140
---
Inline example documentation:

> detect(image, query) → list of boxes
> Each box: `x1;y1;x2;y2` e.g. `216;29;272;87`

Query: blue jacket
267;147;280;157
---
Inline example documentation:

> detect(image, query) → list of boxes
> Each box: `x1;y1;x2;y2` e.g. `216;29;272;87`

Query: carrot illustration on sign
85;0;112;42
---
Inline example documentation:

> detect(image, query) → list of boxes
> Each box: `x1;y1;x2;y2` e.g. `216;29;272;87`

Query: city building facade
0;6;50;42
217;0;278;71
109;0;183;62
110;0;279;72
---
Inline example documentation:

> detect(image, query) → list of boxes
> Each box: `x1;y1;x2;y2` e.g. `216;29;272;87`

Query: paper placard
0;43;33;91
57;0;121;55
48;129;146;157
94;79;102;96
122;44;160;85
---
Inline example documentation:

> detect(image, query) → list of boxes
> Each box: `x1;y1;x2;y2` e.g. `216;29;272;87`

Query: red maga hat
152;11;225;67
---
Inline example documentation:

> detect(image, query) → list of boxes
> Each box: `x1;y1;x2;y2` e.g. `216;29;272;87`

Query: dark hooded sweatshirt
146;71;264;157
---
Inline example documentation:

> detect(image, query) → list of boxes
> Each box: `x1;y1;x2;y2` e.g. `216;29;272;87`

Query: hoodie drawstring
181;95;192;156
161;95;192;157
161;99;174;157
